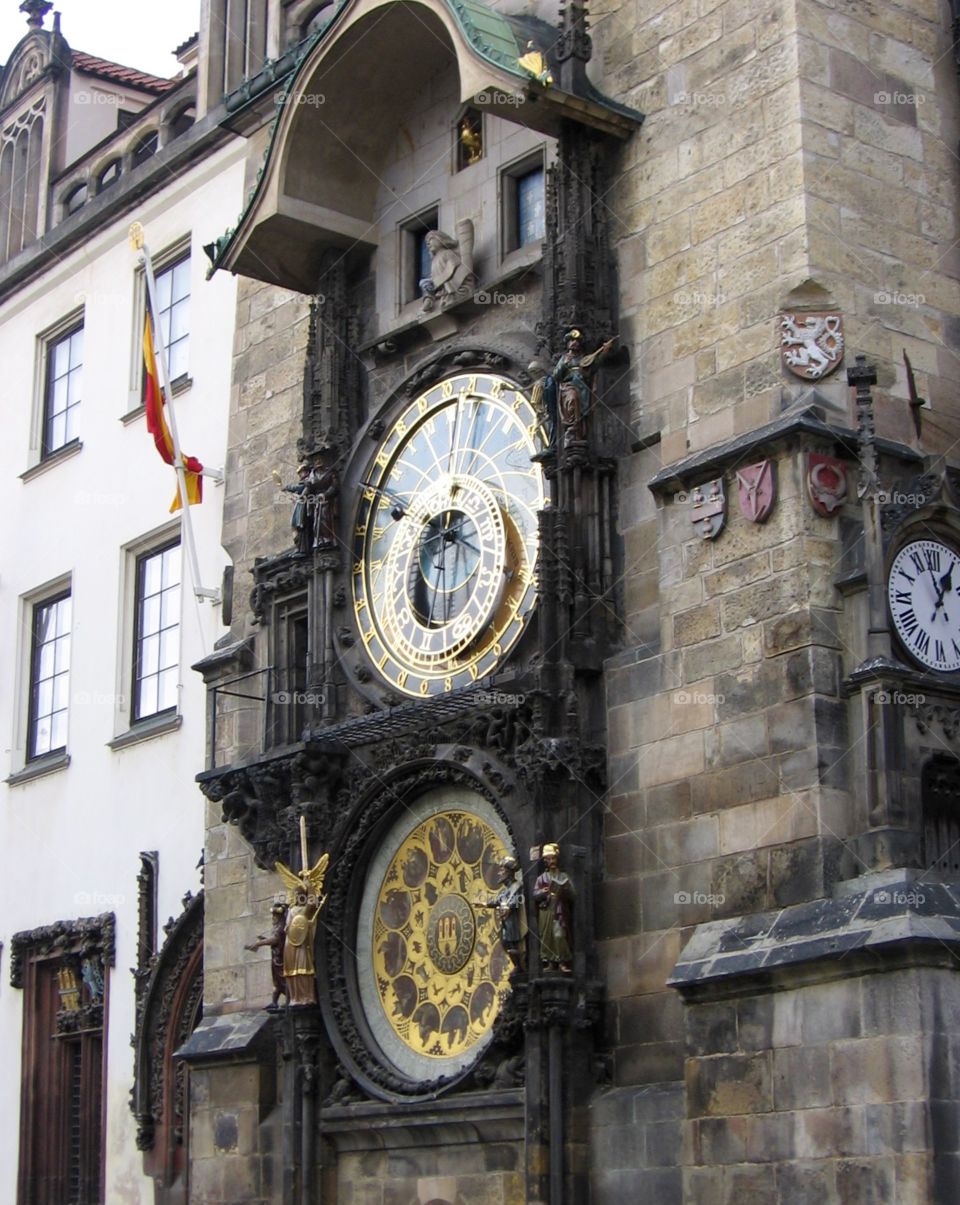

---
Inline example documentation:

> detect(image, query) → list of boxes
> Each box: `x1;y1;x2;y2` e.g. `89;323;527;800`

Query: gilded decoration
371;808;512;1062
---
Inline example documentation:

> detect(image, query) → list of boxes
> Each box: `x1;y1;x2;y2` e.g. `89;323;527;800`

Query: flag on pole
142;315;203;511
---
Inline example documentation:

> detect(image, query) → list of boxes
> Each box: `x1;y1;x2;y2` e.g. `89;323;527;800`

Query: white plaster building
0;5;244;1201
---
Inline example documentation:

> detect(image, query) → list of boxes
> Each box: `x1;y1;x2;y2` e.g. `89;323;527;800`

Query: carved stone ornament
780;311;844;380
10;911;116;989
690;477;726;540
879;470;953;538
419;222;477;313
806;453;848;516
249;550;313;624
131;891;203;1169
735;460;776;524
912;702;960;742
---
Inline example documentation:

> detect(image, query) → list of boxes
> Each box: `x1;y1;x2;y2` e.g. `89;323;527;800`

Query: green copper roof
447;0;526;76
208;0;641;279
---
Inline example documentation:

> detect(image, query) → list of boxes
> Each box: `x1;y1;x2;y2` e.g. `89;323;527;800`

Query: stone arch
131;891;204;1201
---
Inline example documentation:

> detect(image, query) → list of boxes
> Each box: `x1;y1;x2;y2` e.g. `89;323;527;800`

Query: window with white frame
28;590;71;760
42;322;83;457
132;540;181;722
153;254;190;384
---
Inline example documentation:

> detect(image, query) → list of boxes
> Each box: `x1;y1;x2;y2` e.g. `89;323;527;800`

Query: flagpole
129;223;220;604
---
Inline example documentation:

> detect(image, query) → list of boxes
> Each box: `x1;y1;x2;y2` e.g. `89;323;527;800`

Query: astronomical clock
346;369;546;699
354;788;514;1080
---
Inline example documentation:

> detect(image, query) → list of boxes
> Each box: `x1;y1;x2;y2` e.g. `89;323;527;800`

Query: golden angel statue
274;846;330;1006
518;41;554;87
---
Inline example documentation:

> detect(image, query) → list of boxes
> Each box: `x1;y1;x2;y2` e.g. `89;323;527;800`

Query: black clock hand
427;543;445;626
360;479;412;519
443;514;481;555
931;566;954;622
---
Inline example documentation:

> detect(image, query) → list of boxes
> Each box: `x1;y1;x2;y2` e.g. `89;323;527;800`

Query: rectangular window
269;599;309;748
400;208;438;306
28;592;71;760
43;324;83;457
153;255;190;384
516;166;545;246
132;541;180;722
502;152;546;256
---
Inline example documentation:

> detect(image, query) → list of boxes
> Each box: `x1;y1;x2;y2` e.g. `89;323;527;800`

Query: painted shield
690;478;726;540
780;311;844;380
806;453;848;516
736;460;776;524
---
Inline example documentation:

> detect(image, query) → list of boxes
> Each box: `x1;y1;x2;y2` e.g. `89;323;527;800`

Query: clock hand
426;546;445;626
447;395;462;482
360;479;412;520
931;566;954;622
442;513;481;555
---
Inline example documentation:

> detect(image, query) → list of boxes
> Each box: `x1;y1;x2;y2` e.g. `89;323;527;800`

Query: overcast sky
0;1;201;79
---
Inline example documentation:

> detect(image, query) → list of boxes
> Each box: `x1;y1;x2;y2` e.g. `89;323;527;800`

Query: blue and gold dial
353;372;545;697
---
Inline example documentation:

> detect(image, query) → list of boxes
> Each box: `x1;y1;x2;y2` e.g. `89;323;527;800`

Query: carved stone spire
557;1;592;93
20;0;52;30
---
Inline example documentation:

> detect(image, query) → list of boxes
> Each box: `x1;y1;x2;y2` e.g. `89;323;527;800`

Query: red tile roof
71;51;175;95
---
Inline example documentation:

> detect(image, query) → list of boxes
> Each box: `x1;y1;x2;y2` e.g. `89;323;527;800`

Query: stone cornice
647;406;923;497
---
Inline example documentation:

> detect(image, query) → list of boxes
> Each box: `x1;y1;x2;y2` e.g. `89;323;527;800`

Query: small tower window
64;183;87;215
456;109;483;171
97;160;121;191
132;131;158;167
170;105;195;139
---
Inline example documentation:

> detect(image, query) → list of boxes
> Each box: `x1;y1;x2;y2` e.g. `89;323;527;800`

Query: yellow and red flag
143;315;202;511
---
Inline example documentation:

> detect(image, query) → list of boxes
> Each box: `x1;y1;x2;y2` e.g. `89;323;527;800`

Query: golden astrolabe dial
371;809;513;1061
381;475;506;668
352;371;545;697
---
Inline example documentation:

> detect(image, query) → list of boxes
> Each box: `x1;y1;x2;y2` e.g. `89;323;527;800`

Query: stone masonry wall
682;966;960;1202
603;443;854;1086
204;275;311;1017
593;2;960;1197
595;0;960;457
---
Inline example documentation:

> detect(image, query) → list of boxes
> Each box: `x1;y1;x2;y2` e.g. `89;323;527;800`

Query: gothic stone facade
183;0;960;1202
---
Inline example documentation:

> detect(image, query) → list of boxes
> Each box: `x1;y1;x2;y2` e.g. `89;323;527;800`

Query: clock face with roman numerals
352;371;545;697
887;539;960;672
